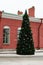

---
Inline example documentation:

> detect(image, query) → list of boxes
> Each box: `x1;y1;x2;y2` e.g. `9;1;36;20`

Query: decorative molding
2;12;41;22
2;12;22;20
29;17;41;23
4;26;10;29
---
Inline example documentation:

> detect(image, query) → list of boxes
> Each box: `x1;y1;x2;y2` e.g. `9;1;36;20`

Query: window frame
17;27;21;38
3;26;10;44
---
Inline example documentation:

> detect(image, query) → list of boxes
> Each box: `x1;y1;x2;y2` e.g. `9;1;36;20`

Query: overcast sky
0;0;43;18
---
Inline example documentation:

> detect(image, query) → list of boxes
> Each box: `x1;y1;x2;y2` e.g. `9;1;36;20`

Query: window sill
3;43;10;45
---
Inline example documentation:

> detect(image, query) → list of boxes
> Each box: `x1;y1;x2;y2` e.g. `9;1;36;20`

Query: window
3;26;10;44
17;27;21;38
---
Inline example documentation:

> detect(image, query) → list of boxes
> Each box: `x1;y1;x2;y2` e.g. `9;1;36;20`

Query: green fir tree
16;10;35;55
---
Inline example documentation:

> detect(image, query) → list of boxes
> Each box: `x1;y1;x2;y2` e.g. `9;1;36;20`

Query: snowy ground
0;58;43;65
0;49;43;65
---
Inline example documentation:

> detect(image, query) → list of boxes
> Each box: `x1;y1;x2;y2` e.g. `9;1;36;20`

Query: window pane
3;28;10;43
17;28;21;38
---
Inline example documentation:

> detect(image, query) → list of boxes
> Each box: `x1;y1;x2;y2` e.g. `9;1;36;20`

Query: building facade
0;6;43;49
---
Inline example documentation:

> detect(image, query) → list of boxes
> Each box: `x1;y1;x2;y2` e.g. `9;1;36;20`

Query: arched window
17;27;21;38
3;26;10;44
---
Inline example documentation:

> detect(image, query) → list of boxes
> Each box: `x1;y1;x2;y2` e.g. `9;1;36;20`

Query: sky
0;0;43;18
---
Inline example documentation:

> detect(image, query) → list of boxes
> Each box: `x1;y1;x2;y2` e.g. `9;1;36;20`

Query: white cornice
2;12;41;22
29;17;41;22
2;12;22;20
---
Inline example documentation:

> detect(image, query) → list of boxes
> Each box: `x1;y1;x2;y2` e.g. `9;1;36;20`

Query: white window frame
3;26;10;44
17;27;21;38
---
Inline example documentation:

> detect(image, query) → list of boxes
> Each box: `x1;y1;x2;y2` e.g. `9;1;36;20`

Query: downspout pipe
37;19;42;49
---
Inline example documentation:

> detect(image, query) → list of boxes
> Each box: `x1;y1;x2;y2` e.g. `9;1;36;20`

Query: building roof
2;11;41;23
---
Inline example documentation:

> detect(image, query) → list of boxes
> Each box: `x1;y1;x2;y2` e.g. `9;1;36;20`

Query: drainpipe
37;19;42;49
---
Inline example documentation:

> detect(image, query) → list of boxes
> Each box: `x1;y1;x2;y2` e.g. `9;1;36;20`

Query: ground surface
0;49;43;65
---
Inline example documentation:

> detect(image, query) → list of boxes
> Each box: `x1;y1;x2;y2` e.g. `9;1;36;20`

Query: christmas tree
16;10;35;55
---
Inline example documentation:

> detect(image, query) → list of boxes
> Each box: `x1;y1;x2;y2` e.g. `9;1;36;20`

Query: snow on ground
0;49;43;65
0;55;43;65
0;60;43;65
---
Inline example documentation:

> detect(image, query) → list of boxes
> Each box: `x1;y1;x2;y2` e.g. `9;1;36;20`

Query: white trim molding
3;26;10;44
2;12;41;23
4;26;10;29
2;12;22;20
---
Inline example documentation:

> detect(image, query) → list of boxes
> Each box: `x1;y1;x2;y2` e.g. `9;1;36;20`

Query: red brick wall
28;6;35;17
17;10;23;15
0;18;22;49
30;22;40;48
0;17;43;49
40;24;43;48
0;11;2;48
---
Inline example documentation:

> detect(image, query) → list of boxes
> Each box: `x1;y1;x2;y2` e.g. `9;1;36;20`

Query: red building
0;6;43;49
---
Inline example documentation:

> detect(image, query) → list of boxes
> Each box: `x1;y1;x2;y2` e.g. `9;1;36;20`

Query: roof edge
2;11;41;22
